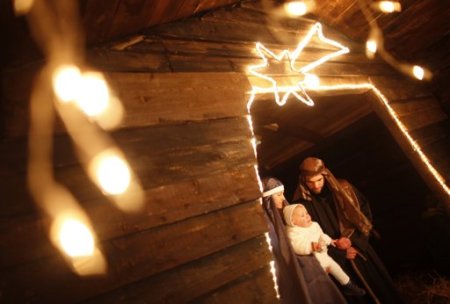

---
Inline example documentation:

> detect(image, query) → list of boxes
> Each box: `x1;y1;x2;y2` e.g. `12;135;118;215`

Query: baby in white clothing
283;204;366;296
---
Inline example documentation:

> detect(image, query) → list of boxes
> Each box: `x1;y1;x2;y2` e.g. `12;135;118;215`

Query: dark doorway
253;97;448;277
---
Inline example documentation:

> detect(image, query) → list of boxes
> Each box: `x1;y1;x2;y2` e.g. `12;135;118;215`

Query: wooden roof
2;1;448;166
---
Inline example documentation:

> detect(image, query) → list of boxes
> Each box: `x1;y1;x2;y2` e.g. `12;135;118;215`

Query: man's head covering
299;157;326;178
283;204;302;227
293;157;373;236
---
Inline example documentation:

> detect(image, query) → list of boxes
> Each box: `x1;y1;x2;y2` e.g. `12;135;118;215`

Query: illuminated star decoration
247;22;349;108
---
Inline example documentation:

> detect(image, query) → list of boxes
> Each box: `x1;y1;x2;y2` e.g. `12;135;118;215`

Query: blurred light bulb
412;65;425;80
53;65;82;103
59;219;95;257
284;1;308;16
376;1;401;13
13;0;34;15
366;40;377;54
366;39;377;59
93;151;131;195
77;72;110;117
304;74;320;89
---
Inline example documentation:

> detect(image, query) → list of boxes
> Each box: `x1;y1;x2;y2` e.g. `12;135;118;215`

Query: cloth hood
283;204;301;227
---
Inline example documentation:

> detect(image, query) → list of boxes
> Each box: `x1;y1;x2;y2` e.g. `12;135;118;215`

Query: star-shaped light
248;22;350;107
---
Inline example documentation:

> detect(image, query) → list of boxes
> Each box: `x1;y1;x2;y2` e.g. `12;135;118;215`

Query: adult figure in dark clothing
292;157;403;304
262;177;346;304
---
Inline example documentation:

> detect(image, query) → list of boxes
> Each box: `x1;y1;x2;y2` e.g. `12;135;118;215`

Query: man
292;157;403;304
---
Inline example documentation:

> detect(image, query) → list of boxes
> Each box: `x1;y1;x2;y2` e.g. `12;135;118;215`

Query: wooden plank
2;200;269;303
151;17;357;52
108;72;251;127
0;64;39;138
0;116;256;218
322;103;373;137
398;106;448;132
86;49;171;72
390;97;443;116
82;0;120;44
369;76;433;101
151;17;278;45
410;120;450;148
192;266;277;304
160;37;371;64
168;54;393;76
193;0;238;15
0;165;261;268
383;1;449;59
2;71;252;137
0;116;253;173
169;54;236;72
1;135;256;218
366;91;450;206
85;236;272;303
104;0;157;40
262;140;313;171
204;4;363;52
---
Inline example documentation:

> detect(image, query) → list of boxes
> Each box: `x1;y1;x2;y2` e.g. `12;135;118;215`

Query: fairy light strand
20;0;144;274
356;0;432;81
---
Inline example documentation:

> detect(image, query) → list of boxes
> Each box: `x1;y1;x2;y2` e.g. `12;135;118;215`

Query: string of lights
16;0;144;275
280;0;432;81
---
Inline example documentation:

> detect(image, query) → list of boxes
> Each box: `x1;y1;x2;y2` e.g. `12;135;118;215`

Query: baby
283;204;366;297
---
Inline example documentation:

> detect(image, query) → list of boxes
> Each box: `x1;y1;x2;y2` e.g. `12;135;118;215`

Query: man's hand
335;237;352;250
346;247;358;259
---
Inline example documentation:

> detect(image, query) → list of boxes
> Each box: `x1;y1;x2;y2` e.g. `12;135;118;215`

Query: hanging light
284;1;308;16
13;0;34;15
52;65;83;103
373;1;402;13
412;65;425;80
90;149;132;195
366;39;377;58
58;218;95;257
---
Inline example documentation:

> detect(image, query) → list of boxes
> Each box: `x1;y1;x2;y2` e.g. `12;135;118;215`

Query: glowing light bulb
13;0;34;15
92;151;131;195
77;72;110;116
284;1;308;16
366;39;377;56
58;219;95;257
53;65;82;103
376;1;401;13
304;74;320;89
412;65;425;80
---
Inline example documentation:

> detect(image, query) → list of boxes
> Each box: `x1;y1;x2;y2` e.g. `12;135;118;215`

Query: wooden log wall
0;1;449;303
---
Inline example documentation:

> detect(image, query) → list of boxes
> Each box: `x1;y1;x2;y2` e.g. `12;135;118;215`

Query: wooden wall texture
0;1;448;303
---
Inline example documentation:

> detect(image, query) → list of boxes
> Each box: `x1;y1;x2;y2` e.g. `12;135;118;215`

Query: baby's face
292;206;312;227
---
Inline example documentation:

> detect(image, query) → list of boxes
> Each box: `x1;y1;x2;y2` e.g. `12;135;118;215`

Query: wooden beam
366;91;450;207
0;165;261;268
2;200;269;303
256;121;324;144
191;266;277;304
85;236;273;303
0;117;256;218
1;71;252;137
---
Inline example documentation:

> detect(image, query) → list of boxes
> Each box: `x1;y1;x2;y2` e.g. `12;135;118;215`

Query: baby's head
283;204;312;227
